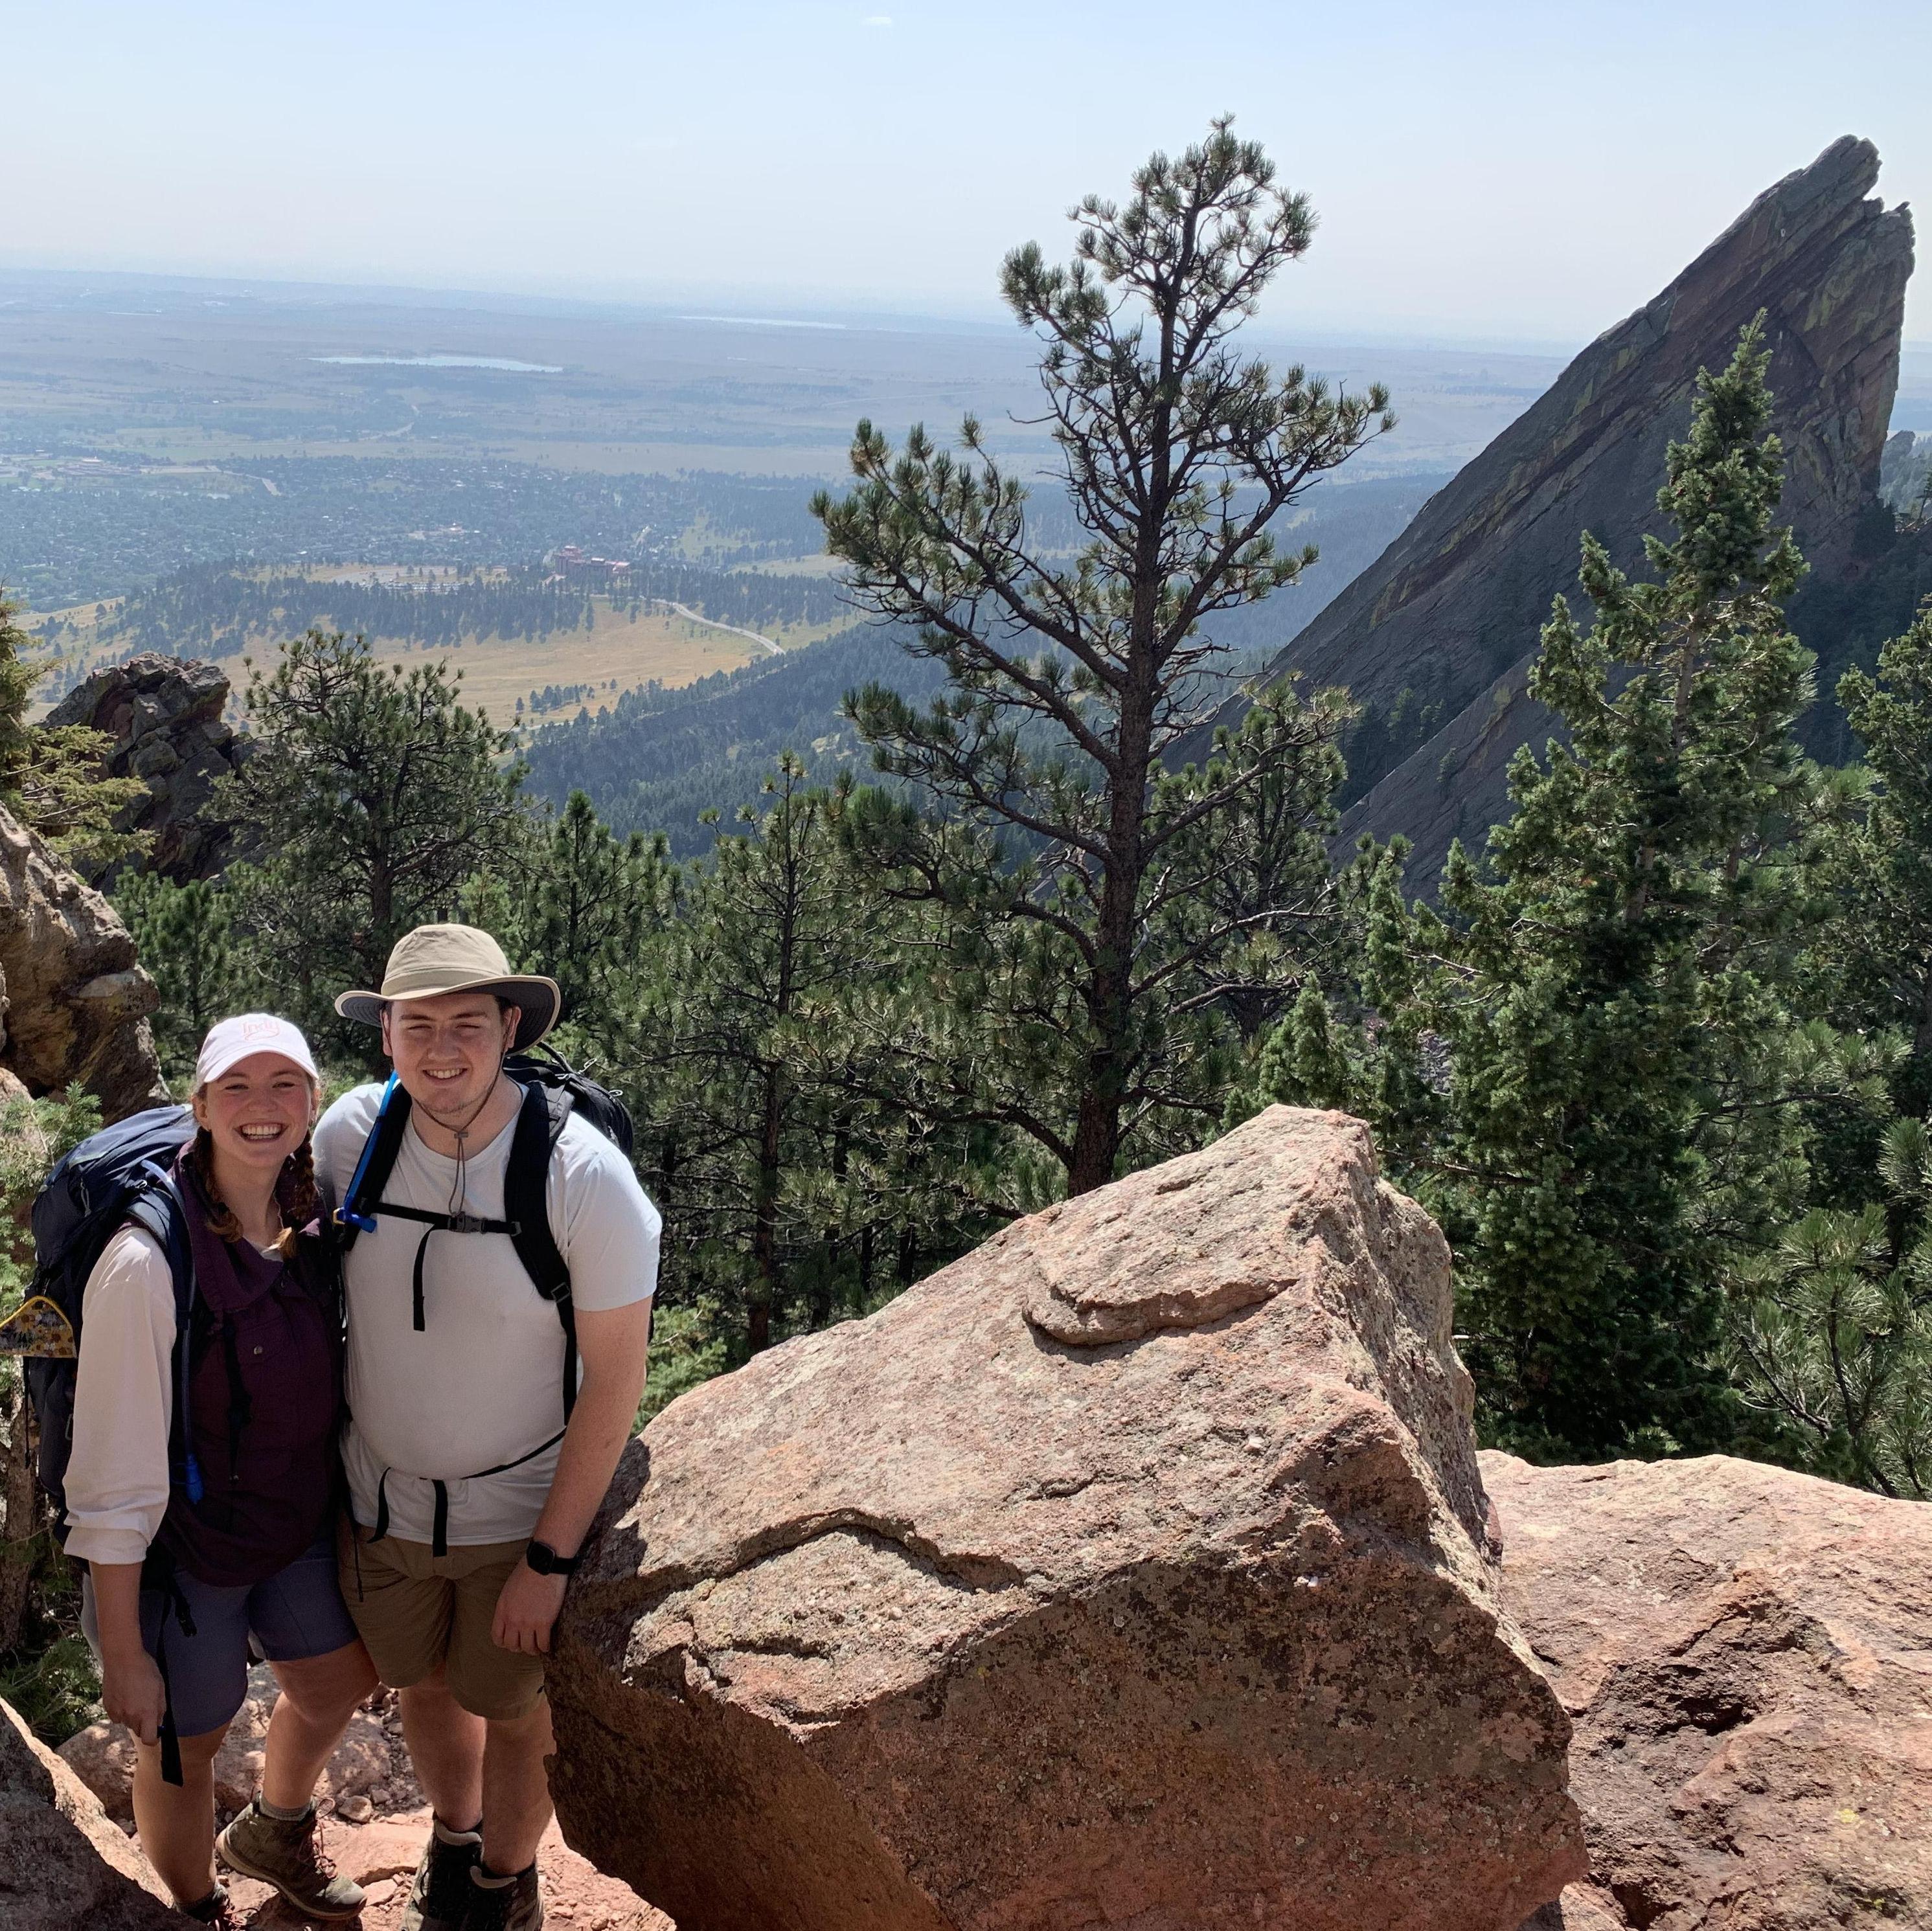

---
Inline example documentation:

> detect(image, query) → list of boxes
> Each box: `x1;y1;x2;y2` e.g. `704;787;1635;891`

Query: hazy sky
5;0;1927;346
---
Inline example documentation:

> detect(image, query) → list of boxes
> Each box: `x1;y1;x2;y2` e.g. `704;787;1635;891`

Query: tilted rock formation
550;1107;1585;1931
45;653;254;883
1249;136;1914;885
1485;1452;1932;1931
0;1697;175;1931
0;804;167;1121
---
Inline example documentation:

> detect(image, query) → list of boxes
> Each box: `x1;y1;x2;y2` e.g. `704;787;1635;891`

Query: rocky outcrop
0;1697;174;1930
550;1107;1585;1931
0;804;166;1121
1246;137;1914;883
45;653;253;883
1485;1452;1932;1931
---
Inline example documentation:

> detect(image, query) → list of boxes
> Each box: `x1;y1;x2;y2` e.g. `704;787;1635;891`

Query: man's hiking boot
177;1884;245;1929
467;1859;545;1931
402;1815;485;1931
216;1799;366;1921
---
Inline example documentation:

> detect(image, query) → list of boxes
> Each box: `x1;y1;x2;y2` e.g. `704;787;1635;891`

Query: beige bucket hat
335;923;561;1050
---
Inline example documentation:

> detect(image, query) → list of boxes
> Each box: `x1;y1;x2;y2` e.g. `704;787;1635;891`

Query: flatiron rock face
1239;136;1914;885
549;1107;1585;1931
1487;1452;1932;1931
0;1697;176;1931
46;652;255;884
0;803;166;1122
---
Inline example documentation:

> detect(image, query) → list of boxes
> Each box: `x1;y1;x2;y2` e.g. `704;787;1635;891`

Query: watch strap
527;1538;582;1576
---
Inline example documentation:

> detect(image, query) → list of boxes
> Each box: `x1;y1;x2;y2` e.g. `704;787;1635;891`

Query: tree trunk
748;1067;783;1353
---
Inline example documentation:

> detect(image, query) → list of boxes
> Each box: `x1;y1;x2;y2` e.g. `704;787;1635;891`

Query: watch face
528;1541;555;1574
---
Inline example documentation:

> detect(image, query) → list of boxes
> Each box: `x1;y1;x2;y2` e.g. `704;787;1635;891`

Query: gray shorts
81;1533;360;1740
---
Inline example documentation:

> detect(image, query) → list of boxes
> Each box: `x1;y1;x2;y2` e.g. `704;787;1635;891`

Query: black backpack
24;1106;200;1537
21;1106;201;1787
333;1044;635;1427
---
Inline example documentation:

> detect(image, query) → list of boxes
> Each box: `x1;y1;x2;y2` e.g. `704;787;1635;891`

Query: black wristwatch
525;1539;582;1577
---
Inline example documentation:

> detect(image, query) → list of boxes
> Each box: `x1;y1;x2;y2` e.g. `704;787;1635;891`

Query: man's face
381;991;517;1122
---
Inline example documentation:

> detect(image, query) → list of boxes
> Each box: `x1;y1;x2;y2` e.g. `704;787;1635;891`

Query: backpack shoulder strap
126;1174;205;1507
335;1077;413;1249
503;1083;578;1419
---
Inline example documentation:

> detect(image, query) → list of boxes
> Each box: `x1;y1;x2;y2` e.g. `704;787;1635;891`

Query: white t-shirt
316;1081;659;1546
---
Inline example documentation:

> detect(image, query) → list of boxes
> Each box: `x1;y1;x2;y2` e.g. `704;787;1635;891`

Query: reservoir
315;355;563;372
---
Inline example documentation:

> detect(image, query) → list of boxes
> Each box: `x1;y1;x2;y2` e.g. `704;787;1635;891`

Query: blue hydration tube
335;1073;400;1235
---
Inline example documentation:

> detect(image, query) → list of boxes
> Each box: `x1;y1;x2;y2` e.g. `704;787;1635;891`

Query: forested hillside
522;471;1441;847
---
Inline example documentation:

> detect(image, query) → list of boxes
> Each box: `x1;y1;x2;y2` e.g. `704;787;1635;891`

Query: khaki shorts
337;1519;545;1721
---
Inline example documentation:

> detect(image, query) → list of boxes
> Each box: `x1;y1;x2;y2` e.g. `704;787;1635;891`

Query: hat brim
335;974;562;1050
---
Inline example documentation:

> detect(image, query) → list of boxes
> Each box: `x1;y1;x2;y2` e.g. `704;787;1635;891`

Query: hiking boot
401;1815;484;1931
216;1798;366;1921
466;1860;545;1931
176;1884;244;1928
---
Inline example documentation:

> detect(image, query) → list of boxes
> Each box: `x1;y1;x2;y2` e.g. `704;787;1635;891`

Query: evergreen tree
221;631;525;1054
0;589;147;872
1399;322;1835;1458
815;120;1386;1194
1813;600;1932;1112
114;874;247;1080
1730;1115;1932;1498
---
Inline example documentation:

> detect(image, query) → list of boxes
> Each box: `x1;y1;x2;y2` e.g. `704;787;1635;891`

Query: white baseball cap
193;1014;321;1090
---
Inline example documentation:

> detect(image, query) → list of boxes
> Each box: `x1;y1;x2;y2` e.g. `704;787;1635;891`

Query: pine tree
221;631;525;1056
1816;600;1932;1111
114;875;246;1080
0;589;148;872
1409;321;1832;1458
815;120;1385;1195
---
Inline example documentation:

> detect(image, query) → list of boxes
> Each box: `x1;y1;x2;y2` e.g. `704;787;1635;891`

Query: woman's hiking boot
177;1882;245;1928
466;1859;545;1930
402;1815;485;1931
216;1798;367;1920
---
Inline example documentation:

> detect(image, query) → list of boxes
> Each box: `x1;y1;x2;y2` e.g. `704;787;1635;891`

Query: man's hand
102;1649;167;1746
492;1560;568;1655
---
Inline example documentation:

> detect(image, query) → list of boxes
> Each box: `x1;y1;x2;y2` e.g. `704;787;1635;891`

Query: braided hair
187;1112;321;1259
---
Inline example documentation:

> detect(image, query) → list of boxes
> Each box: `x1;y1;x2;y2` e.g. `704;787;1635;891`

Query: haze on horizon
4;0;1929;348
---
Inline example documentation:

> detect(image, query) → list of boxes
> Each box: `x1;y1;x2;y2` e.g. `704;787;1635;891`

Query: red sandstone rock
551;1107;1584;1931
0;1696;174;1930
1486;1451;1932;1931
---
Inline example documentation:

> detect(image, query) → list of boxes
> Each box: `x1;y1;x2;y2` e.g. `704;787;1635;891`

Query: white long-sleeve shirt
61;1226;177;1568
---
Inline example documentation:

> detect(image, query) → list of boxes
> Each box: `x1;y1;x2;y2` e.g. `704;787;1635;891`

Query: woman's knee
271;1640;379;1723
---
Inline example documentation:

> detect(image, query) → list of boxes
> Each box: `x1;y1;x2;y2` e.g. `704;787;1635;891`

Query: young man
317;924;657;1931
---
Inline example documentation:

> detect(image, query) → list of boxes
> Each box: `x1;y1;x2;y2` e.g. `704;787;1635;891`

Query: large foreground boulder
0;1697;174;1930
1485;1452;1932;1930
551;1107;1585;1931
0;803;166;1121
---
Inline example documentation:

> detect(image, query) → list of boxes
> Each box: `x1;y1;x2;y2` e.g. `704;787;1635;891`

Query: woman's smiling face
193;1052;317;1178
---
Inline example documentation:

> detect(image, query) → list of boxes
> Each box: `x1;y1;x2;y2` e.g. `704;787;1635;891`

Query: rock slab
551;1107;1585;1931
0;802;166;1122
46;652;254;885
1485;1451;1932;1931
1231;136;1914;883
0;1696;174;1931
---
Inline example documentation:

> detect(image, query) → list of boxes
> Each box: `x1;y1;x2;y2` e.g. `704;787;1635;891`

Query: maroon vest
157;1158;341;1588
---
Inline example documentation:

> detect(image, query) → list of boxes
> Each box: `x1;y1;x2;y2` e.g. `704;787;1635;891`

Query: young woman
64;1015;376;1927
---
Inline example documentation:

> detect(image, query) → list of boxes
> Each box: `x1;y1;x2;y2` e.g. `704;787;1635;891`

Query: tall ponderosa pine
816;119;1385;1194
114;874;246;1079
1413;321;1822;1457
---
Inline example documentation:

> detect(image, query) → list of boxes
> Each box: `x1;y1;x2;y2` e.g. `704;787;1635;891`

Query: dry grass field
26;581;823;725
